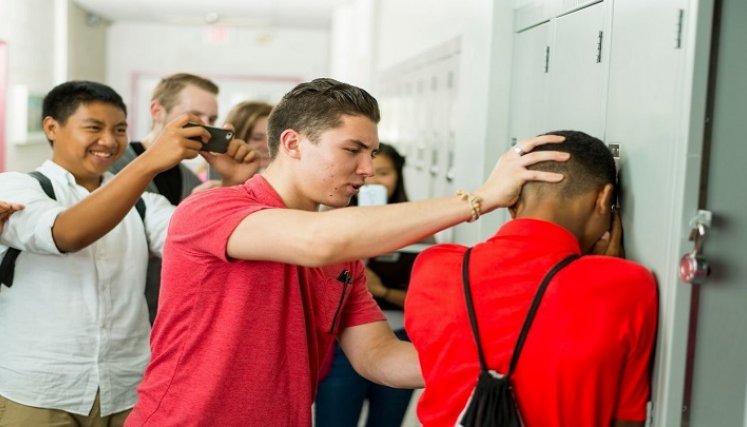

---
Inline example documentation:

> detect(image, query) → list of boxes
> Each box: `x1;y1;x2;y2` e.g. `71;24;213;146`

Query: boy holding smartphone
109;72;257;323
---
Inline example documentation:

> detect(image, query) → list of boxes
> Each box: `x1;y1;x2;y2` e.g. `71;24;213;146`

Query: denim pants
315;329;414;427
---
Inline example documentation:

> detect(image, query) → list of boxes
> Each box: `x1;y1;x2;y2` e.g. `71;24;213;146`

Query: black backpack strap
0;172;57;288
462;247;490;372
28;171;56;199
0;248;21;287
462;248;579;377
506;254;579;378
134;198;146;223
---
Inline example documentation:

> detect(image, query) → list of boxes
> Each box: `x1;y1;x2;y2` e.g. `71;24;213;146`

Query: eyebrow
187;111;218;122
349;139;379;154
81;118;128;127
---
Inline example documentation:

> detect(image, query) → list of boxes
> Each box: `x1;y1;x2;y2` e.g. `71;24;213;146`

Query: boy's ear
508;203;519;219
150;100;166;125
278;129;302;159
595;183;615;214
42;116;60;143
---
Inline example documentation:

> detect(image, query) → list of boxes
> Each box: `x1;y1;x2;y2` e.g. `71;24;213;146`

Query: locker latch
679;210;712;284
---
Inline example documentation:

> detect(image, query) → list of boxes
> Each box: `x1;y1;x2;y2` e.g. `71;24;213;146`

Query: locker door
686;0;747;424
509;21;551;142
405;74;431;201
604;0;712;425
398;80;416;180
429;54;459;201
545;1;609;137
424;70;440;199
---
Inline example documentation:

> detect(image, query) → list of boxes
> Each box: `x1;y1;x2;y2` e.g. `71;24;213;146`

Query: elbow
52;233;92;253
300;225;346;267
302;241;340;267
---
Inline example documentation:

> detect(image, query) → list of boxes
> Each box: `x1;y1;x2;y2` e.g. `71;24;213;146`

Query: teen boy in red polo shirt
125;78;571;427
406;130;658;427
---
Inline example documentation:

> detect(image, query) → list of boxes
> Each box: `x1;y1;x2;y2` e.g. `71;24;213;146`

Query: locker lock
679;210;712;285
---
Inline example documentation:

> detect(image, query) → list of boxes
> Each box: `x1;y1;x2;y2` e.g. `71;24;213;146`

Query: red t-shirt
126;175;385;427
405;218;658;427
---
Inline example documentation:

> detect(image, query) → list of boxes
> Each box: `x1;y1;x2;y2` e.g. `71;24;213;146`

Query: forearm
339;322;423;389
373;341;422;388
377;288;407;308
353;338;422;388
52;159;157;252
316;195;480;262
231;195;477;266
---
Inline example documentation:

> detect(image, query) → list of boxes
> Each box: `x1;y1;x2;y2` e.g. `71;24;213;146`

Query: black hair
527;130;616;198
377;142;409;203
42;80;127;127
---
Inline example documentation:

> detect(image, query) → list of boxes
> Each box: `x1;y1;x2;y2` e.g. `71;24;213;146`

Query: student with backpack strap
406;131;657;427
0;80;253;427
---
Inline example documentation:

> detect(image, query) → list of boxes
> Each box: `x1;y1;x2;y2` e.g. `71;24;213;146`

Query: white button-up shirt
0;160;174;416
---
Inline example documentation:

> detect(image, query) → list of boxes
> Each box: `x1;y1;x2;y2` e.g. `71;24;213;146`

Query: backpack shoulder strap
506;254;579;378
462;248;580;377
0;171;56;288
28;171;56;200
0;247;21;288
462;247;490;372
134;198;146;223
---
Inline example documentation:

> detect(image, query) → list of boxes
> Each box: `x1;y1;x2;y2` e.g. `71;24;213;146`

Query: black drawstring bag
459;247;579;427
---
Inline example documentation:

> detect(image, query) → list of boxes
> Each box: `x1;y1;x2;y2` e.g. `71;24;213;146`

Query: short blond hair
151;73;219;113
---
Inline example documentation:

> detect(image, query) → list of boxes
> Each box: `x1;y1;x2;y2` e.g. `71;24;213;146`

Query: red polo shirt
127;175;385;427
405;218;658;427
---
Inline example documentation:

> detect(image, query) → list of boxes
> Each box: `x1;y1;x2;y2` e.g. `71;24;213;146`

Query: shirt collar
38;160;114;189
491;218;582;254
242;174;287;209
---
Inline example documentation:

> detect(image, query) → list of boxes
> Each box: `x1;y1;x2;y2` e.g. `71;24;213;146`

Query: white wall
330;0;375;90
106;22;330;137
0;0;108;172
0;0;57;172
67;1;108;82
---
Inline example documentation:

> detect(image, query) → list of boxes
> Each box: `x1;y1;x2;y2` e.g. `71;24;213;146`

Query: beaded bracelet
456;190;482;223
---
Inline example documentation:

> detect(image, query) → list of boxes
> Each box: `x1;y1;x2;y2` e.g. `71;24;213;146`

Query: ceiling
72;0;347;30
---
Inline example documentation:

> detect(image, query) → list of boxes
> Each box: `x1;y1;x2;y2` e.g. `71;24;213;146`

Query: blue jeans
315;329;414;427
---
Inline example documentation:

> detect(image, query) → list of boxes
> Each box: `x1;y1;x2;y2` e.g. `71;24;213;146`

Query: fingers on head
520;150;570;165
516;135;565;154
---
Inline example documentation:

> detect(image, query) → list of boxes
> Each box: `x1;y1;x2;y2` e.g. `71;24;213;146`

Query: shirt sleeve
167;188;269;263
339;260;386;329
615;268;659;421
141;191;176;257
0;172;64;255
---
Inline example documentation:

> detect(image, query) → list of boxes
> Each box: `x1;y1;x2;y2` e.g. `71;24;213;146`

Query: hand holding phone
184;123;234;153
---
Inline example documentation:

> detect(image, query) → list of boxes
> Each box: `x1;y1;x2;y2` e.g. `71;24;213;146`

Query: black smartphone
184;123;234;153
